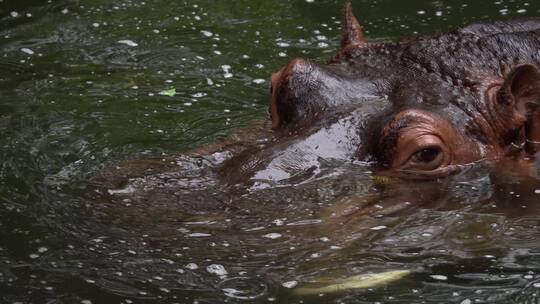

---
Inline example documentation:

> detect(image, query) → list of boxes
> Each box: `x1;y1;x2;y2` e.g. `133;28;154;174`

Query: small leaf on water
159;88;177;97
372;175;392;187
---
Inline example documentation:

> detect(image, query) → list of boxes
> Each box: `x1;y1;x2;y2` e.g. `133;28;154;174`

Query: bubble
220;277;267;300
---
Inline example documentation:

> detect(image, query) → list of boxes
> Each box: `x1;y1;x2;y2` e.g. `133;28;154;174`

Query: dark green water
2;0;540;303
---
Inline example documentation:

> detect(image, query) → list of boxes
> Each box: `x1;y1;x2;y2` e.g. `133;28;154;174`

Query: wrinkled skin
94;3;540;218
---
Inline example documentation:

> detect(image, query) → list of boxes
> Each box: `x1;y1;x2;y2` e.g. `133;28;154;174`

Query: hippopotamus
95;3;540;214
211;3;540;187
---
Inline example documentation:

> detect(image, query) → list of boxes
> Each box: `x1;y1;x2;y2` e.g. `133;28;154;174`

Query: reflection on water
2;0;540;303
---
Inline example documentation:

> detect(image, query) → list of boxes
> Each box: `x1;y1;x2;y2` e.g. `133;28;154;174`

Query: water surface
2;0;540;303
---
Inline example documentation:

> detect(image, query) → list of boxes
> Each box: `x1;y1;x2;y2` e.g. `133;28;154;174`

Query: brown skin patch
377;109;481;178
527;109;540;154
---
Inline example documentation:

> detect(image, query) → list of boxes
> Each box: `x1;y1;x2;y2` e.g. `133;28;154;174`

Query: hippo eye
406;146;444;171
393;134;449;171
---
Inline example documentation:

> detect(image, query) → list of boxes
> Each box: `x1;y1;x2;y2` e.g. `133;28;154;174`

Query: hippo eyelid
377;117;413;164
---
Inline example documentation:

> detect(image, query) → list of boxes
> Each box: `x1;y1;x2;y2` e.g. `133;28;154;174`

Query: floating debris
372;175;392;187
295;270;411;295
117;40;138;47
159;88;177;97
282;281;298;289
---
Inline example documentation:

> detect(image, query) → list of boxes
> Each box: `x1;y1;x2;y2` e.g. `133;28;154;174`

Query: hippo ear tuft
341;2;365;49
497;64;540;111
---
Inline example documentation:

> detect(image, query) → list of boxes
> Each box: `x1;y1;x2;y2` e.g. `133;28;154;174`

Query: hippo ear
341;2;365;49
497;64;540;113
496;64;540;152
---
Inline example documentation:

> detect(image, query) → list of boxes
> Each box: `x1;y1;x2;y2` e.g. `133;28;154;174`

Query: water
1;0;540;303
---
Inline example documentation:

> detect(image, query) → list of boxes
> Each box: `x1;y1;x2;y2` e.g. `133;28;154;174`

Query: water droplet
191;92;207;98
207;264;228;276
118;40;138;47
317;42;329;48
20;48;34;55
201;30;213;37
263;233;282;239
430;275;448;281
282;281;298;288
188;233;211;237
185;263;199;270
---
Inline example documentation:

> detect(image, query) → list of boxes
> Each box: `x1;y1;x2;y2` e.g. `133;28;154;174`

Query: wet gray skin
3;1;540;304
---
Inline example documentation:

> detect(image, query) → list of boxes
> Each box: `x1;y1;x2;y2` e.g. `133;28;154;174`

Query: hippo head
269;3;540;179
